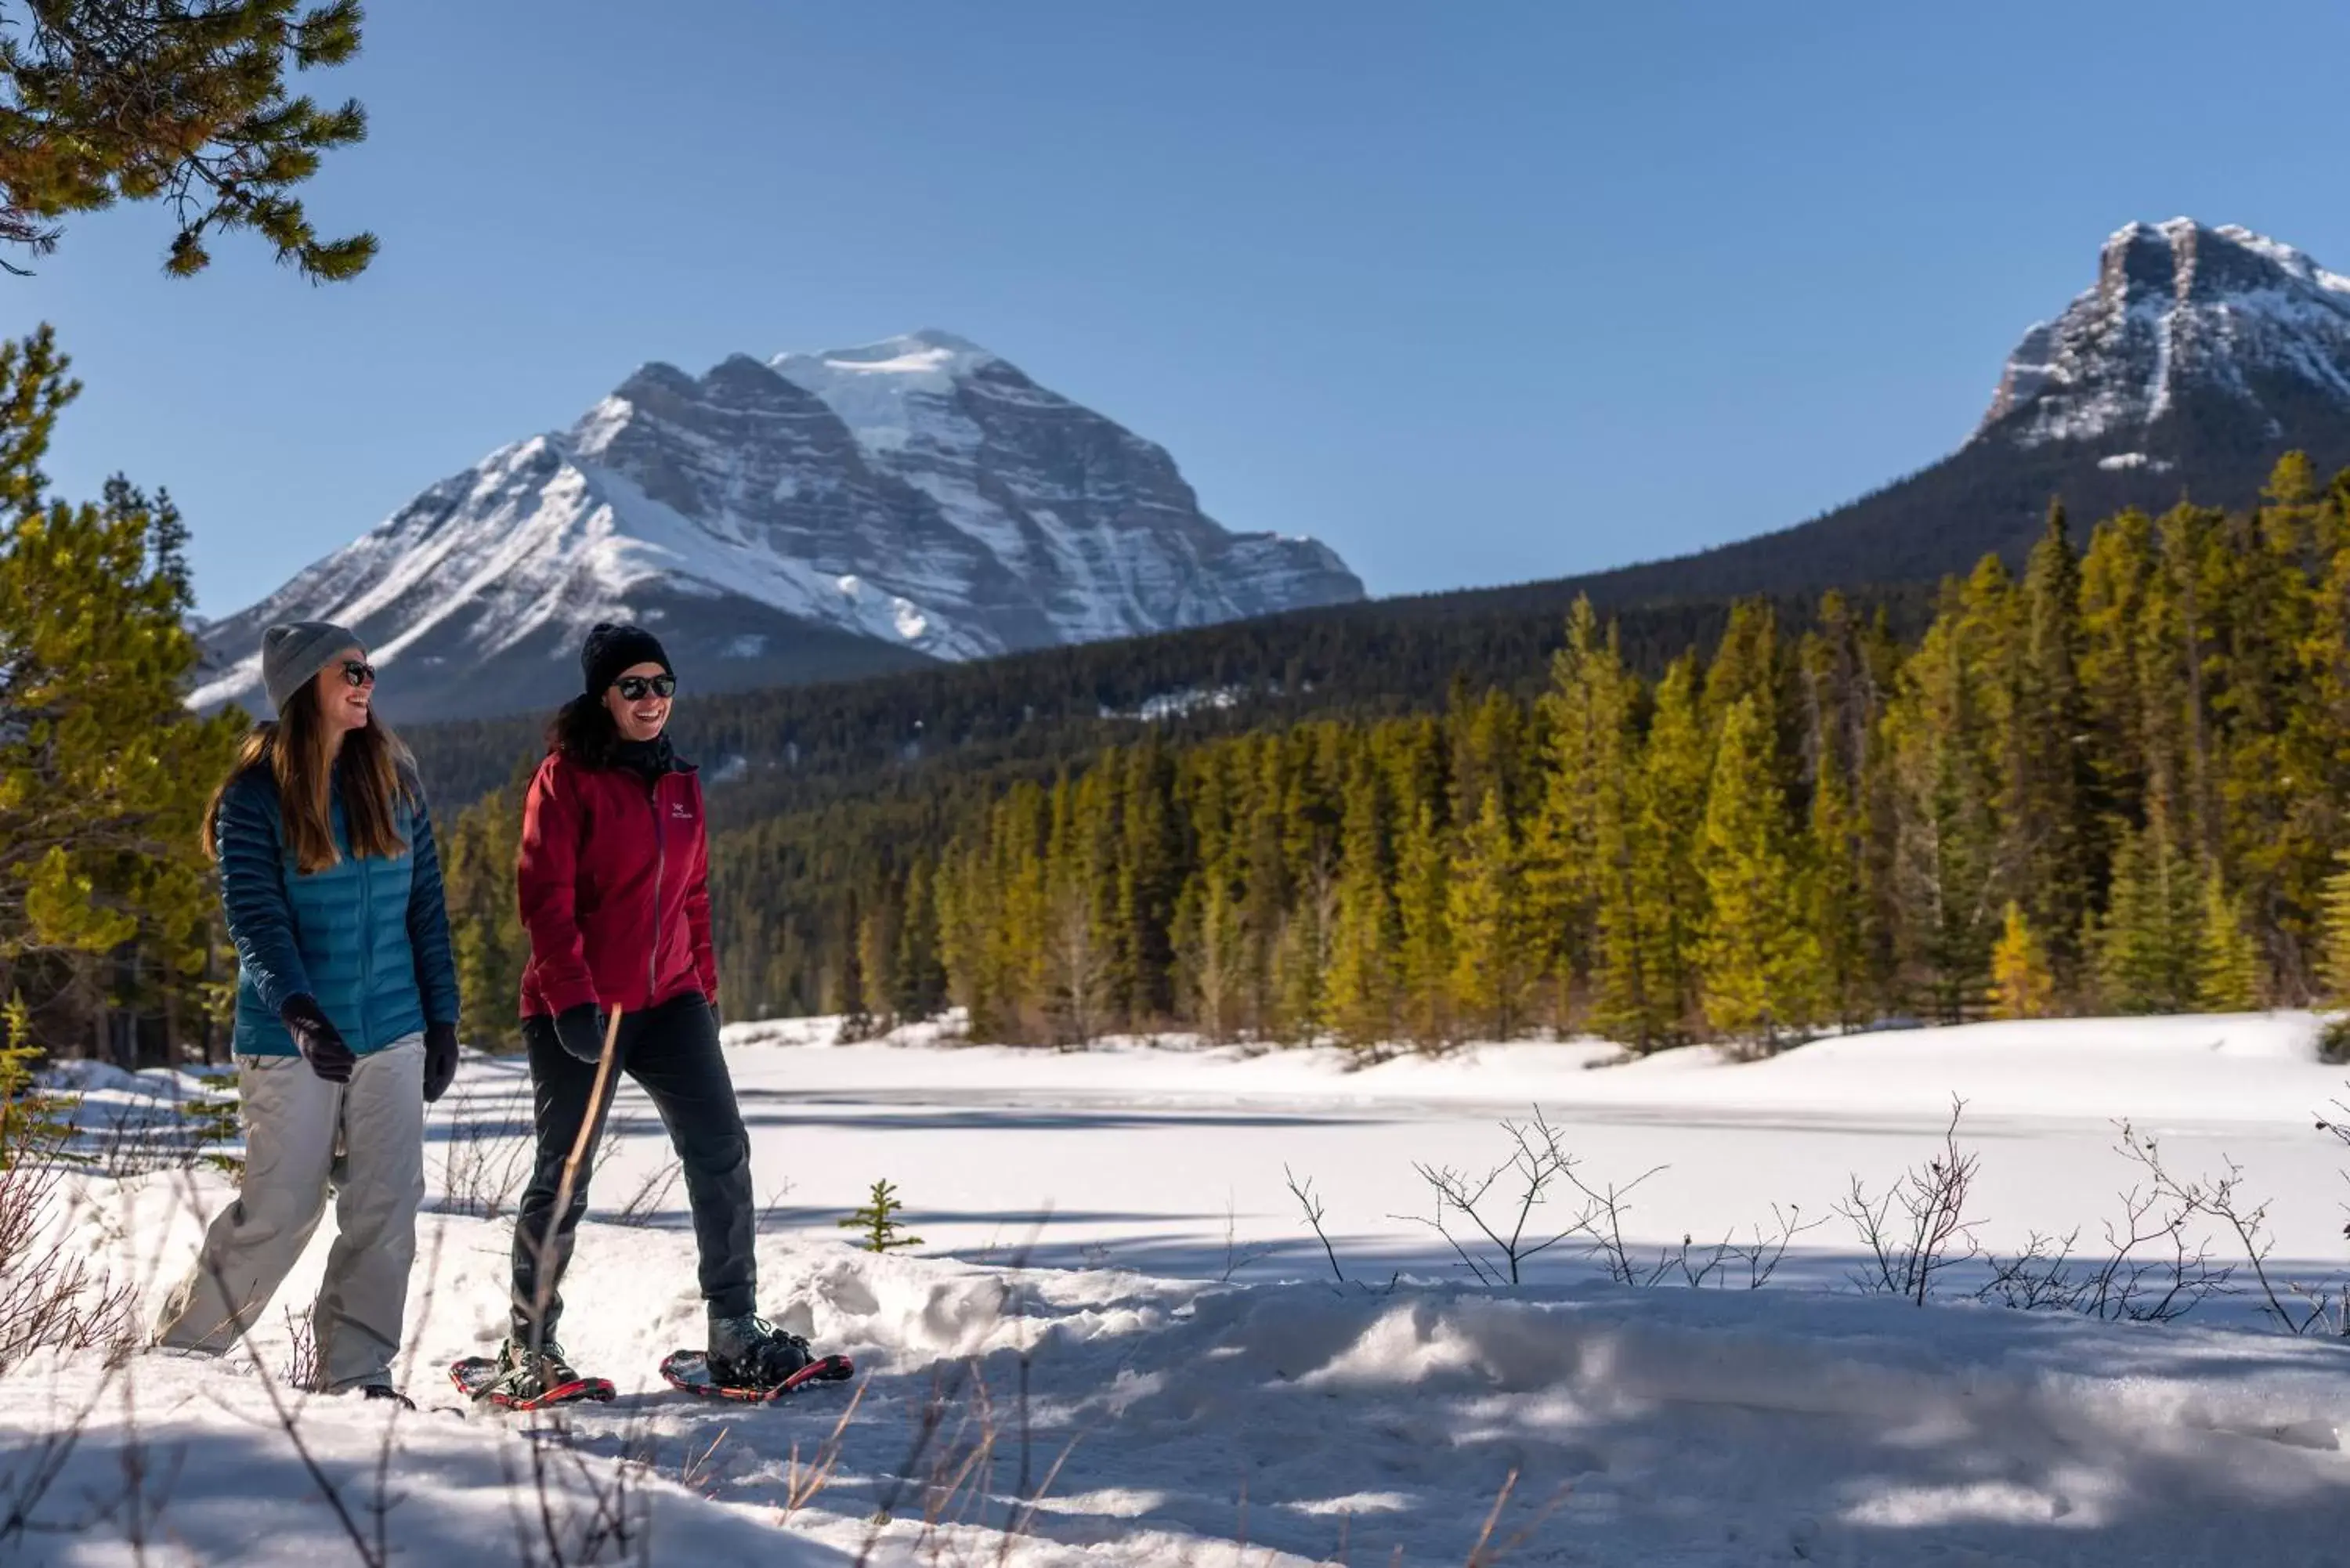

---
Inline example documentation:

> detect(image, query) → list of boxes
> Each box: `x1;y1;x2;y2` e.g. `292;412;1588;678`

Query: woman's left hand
423;1022;460;1103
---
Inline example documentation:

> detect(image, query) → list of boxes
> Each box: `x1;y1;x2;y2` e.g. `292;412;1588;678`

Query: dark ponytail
548;692;620;768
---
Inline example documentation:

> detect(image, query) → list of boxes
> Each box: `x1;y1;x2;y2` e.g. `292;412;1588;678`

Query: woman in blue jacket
154;622;461;1403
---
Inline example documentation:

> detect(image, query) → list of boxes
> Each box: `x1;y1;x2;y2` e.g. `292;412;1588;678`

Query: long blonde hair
204;678;414;874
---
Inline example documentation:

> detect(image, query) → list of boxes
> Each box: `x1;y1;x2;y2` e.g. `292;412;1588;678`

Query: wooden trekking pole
552;1005;626;1215
526;1005;624;1358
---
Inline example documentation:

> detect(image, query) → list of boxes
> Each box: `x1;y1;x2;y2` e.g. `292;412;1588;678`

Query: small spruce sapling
0;992;77;1167
178;1070;244;1177
841;1180;924;1253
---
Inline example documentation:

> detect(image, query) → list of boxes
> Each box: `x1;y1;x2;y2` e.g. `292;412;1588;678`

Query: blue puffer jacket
214;763;461;1057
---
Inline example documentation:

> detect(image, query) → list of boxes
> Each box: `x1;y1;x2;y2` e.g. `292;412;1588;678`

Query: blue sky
16;1;2350;617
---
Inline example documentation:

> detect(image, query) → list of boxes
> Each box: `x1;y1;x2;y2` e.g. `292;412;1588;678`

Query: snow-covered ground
9;1013;2350;1565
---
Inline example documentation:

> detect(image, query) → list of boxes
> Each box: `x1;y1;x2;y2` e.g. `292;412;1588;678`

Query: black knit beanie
581;623;673;698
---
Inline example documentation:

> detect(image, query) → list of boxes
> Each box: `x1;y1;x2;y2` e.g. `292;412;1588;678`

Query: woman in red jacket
483;623;812;1404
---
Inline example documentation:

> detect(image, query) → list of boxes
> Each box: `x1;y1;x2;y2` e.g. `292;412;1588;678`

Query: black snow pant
509;992;756;1345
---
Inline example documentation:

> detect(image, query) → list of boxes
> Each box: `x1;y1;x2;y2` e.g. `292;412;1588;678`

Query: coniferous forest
438;455;2350;1053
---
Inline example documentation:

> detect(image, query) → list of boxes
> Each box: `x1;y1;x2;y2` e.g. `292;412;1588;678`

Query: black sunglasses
340;660;377;688
613;674;677;701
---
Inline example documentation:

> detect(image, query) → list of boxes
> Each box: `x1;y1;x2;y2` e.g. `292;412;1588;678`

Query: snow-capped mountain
1565;219;2350;605
1976;218;2350;457
195;331;1363;721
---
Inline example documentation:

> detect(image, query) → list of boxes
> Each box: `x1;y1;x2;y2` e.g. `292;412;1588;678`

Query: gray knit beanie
261;621;362;714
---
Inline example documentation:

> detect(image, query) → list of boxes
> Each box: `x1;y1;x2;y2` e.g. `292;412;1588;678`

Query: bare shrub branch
277;1306;319;1392
2127;1123;2347;1336
610;1157;682;1229
1976;1122;2233;1323
1835;1097;1981;1305
1285;1165;1347;1284
1644;1205;1825;1290
1553;1147;1668;1287
436;1109;532;1220
1393;1107;1661;1288
1;1116;136;1374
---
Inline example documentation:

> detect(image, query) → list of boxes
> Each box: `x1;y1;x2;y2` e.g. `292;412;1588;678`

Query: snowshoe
710;1311;828;1382
450;1339;615;1412
660;1346;855;1403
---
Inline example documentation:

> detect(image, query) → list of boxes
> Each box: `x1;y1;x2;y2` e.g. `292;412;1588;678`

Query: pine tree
1448;687;1524;829
1270;728;1343;1040
1588;790;1658;1050
1622;654;1710;1044
1525;598;1630;1023
2151;503;2228;867
2268;450;2319;509
2096;820;2205;1013
1695;696;1817;1048
1043;771;1117;1045
2196;877;2261;1012
1;991;75;1162
1394;800;1453;1050
1989;903;2055;1021
1799;594;1881;1029
1804;754;1867;1029
1271;857;1337;1044
1188;868;1246;1043
1324;753;1397;1052
935;843;986;1029
857;894;896;1032
888;858;948;1022
1448;789;1528;1041
837;1180;924;1252
1235;739;1289;1035
2294;493;2350;994
1702;602;1788;756
832;889;875;1041
2320;850;2350;1002
994;784;1052;1038
444;767;531;1050
1882;576;2002;1021
1112;740;1180;1025
1175;753;1249;1043
2218;460;2327;1001
2013;505;2096;987
2079;509;2158;835
0;331;242;1054
0;0;376;280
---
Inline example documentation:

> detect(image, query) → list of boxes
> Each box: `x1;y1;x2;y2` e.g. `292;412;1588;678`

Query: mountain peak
766;330;1019;455
193;328;1361;721
772;330;999;389
1977;219;2350;447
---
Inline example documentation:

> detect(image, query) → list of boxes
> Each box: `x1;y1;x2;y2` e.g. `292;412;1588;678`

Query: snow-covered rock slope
193;331;1362;721
1977;218;2350;453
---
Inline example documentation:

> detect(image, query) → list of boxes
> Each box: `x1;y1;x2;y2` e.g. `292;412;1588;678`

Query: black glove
280;995;355;1084
423;1021;459;1104
553;1004;609;1065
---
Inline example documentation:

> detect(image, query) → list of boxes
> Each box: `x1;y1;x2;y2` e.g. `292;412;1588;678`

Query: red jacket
517;750;717;1019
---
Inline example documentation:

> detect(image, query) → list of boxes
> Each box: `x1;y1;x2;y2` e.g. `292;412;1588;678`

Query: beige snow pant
154;1035;425;1391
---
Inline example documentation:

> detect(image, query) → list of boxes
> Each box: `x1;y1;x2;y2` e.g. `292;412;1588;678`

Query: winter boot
360;1383;415;1410
706;1312;814;1391
483;1337;587;1404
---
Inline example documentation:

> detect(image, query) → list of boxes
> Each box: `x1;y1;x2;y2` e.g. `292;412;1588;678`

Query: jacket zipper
647;775;667;1005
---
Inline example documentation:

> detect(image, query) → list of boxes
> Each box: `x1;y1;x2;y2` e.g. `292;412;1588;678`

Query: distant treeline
438;455;2350;1051
409;576;1942;823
